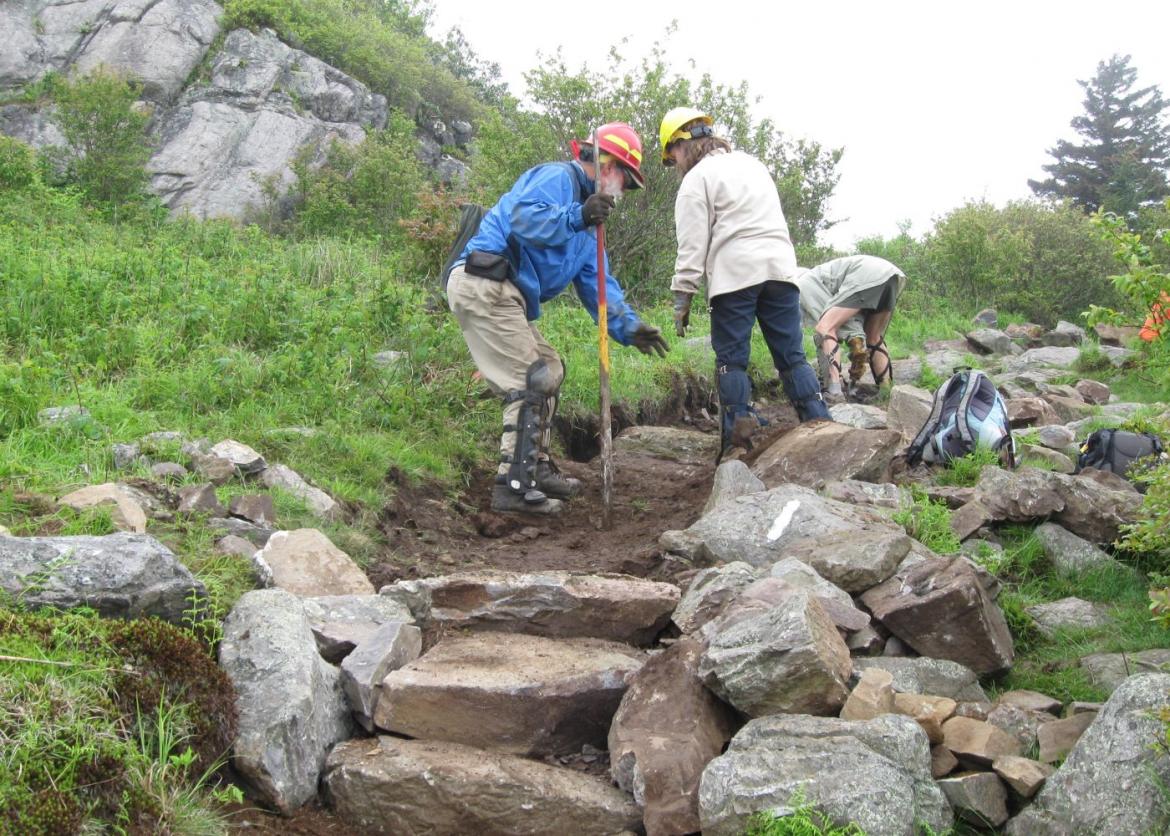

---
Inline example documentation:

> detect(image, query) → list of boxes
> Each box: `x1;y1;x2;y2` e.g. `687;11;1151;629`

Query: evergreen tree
1029;54;1170;217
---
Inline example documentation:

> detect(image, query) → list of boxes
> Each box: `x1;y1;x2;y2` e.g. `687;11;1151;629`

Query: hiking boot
491;483;564;516
824;381;845;406
535;459;581;499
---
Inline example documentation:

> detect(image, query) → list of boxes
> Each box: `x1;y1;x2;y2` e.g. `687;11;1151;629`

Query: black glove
631;324;669;358
582;192;616;227
673;291;694;338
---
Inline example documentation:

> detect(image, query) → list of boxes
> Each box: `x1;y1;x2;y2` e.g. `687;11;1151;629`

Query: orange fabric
1140;291;1170;342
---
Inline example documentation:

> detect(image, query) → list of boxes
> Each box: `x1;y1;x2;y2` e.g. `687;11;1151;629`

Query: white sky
427;0;1170;250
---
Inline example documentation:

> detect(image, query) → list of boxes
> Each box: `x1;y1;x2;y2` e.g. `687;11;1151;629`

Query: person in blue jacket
447;122;669;515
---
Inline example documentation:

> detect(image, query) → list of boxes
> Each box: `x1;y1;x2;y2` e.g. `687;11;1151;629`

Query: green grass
893;488;961;555
934;447;1002;488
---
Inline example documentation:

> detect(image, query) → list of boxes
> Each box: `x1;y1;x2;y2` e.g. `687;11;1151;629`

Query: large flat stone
375;632;644;757
254;528;374;596
752;422;902;488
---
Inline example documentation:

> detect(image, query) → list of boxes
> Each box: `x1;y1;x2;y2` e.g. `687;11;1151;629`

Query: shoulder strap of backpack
906;374;959;465
954;370;984;450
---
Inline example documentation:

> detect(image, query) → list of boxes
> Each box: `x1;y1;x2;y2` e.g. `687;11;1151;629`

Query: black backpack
1075;429;1164;487
906;369;1016;467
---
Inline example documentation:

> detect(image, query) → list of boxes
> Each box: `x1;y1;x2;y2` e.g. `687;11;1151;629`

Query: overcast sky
428;0;1170;250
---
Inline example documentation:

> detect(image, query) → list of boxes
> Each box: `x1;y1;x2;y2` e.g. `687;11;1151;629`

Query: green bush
0;135;38;190
48;68;151;210
893;487;961;555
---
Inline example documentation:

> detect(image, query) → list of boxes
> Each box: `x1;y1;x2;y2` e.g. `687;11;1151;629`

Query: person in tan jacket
794;255;906;401
660;107;830;457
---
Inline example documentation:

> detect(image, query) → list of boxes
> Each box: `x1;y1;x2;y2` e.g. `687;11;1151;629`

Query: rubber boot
491;482;564;516
535;459;582;499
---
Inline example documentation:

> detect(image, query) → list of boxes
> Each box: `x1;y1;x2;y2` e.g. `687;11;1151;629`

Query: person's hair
675;135;732;176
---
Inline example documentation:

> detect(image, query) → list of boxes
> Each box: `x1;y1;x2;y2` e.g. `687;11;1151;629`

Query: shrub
48;68;151;210
0;135;38;190
893;487;961;555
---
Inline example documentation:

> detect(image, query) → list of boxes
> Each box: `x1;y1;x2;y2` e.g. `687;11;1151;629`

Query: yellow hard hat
659;107;714;165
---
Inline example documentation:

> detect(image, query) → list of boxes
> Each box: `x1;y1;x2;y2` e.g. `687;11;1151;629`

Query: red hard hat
576;122;645;189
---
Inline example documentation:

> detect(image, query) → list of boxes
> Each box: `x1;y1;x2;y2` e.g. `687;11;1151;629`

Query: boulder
702;459;765;515
938;772;1009;827
672;562;760;635
1075;378;1111;405
966;328;1017;355
1037;712;1095;763
1034;522;1119;572
752;422;901;488
997;689;1062;716
177;483;226;516
208;515;274;546
1080;648;1170;694
891;356;923;384
698;591;852;717
229;494;276;527
1018;444;1075;474
608;639;737;836
886;384;934;446
931;744;960;778
841;667;896;721
323;737;641;834
0;532;204;623
1041;393;1094;423
892;693;956;744
219;589;352;814
660;483;902;569
973;308;998;327
191;453;235;485
57;483;148;533
375;632;643;757
986;703;1044;752
301;594;414;663
993;755;1054;799
780;528;911;593
1000;346;1081;373
260;463;339;519
1026;597;1112;638
1007;674;1170;835
380;571;679;647
253;529;374;596
699;714;952;836
339;621;421;732
1006;397;1062;428
210;439;266;476
854;657;988;701
1035;424;1076;450
861;556;1014;675
925;348;967;377
941;716;1022;766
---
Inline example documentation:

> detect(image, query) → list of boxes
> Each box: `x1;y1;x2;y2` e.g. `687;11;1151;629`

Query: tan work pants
447;265;564;474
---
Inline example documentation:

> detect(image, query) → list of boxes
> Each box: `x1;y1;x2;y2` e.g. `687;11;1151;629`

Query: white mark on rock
766;500;801;541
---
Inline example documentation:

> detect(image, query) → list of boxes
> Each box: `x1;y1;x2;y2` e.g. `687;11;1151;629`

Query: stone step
374;632;645;757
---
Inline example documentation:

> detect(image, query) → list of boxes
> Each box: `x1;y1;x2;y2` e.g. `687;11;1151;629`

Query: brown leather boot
490;483;564;515
535;459;582;499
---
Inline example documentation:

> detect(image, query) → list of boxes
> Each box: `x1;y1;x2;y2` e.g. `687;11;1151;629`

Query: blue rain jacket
460;161;643;346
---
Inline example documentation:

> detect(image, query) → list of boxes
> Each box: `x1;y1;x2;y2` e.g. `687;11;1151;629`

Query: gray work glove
582;192;616;227
631;324;669;358
673;291;694;337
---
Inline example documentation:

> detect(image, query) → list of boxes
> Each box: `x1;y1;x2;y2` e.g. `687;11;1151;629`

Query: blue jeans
710;281;829;426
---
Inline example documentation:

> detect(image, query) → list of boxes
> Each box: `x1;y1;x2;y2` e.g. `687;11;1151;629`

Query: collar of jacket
569;160;595;197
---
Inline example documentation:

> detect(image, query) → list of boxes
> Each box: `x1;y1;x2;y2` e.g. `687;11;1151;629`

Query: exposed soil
229;376;802;834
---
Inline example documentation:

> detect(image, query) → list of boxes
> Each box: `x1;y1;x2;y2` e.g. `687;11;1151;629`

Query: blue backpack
906;369;1016;467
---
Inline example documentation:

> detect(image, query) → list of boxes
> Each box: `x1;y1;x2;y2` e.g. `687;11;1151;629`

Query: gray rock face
886;384;934;446
1006;674;1170;836
660;483;902;568
828;402;889;429
752;422;902;488
854;657;989;701
219;589;353;814
608;639;737;835
0;0;222;102
699;714;952;836
1000;346;1081;373
939;772;1008;827
260;463;339;519
1035;424;1076;450
147;28;387;219
323;737;642;835
254;528;374;596
381;571;679;647
698;591;852;717
823;479;904;509
375;633;644;757
861;556;1014;675
0;532;204;623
